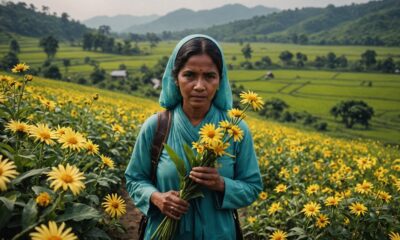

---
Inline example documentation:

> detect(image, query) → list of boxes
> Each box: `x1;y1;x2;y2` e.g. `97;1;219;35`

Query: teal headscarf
159;34;233;110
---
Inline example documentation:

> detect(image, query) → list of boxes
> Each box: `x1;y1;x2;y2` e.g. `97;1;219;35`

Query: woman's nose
193;78;206;91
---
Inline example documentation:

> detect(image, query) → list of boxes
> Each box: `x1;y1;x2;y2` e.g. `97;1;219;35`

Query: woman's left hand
189;167;225;192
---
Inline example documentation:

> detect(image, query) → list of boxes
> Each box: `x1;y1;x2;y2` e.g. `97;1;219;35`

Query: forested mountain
83;15;159;33
170;0;400;46
0;1;89;41
124;4;279;33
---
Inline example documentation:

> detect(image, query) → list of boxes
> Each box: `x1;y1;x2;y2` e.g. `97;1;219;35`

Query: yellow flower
102;193;126;218
112;124;125;134
268;202;282;215
24;74;33;81
247;216;256;224
344;217;350;225
30;221;77;240
85;139;99;155
349;202;368;216
315;214;330;228
209;141;230;157
276;146;283;154
55;126;71;137
192;141;204;154
228;108;245;119
219;120;232;130
376;190;391;203
269;230;288;240
228;125;244;142
58;129;86;152
292;166;300;174
28;123;57;145
325;196;341;207
199;123;223;144
355;180;373;194
259;191;267;200
301;202;321;217
274;184;287;193
0;155;19;191
47;164;85;196
36;192;51;207
240;90;263;111
306;184;320;195
11;63;30;73
100;155;115;169
5;120;30;134
389;232;400;240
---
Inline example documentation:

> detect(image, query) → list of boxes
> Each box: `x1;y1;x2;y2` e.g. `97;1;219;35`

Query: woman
125;34;263;240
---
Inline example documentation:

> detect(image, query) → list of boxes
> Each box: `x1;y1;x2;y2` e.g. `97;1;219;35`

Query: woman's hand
150;191;189;220
189;167;225;192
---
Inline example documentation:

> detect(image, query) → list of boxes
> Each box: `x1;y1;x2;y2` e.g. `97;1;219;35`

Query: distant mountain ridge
123;4;279;33
169;0;400;46
0;1;89;40
83;15;159;33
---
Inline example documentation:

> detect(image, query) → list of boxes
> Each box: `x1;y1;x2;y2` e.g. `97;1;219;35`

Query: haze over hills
83;15;159;33
170;0;400;46
123;4;280;34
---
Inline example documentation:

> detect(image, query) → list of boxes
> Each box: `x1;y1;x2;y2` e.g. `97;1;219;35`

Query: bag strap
150;110;172;184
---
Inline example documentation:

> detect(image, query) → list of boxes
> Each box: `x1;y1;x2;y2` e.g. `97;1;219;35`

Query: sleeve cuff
214;177;237;210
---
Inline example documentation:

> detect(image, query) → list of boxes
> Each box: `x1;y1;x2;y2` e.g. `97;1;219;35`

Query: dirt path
109;182;142;240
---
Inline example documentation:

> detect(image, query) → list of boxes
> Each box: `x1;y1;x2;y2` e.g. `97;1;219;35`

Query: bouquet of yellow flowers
151;91;264;240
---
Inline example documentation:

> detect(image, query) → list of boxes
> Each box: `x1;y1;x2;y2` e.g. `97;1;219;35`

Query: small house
110;70;127;80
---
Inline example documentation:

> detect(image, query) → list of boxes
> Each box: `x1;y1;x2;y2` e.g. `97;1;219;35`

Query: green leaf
85;227;112;239
183;143;195;169
12;167;49;185
22;199;38;231
164;144;186;177
32;186;55;197
0;197;15;211
0;204;12;231
56;203;101;222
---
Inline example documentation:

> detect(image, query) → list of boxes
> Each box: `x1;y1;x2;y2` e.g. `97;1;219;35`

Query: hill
123;4;279;34
0;1;89;41
170;0;400;46
83;14;159;33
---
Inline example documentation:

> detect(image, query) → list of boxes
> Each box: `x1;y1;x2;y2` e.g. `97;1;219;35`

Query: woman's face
177;54;220;110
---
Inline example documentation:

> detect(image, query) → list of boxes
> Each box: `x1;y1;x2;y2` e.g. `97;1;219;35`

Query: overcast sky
9;0;371;21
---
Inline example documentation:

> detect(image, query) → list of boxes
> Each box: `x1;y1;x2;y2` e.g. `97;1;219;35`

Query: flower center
40;132;51;139
112;202;119;209
207;131;215;138
68;137;78;144
48;236;62;240
61;174;73;183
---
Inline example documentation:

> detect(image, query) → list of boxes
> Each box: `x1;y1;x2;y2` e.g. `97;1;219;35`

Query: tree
98;25;111;35
241;43;252;60
62;58;71;75
380;57;395;73
90;66;106;84
314;56;326;68
336;55;348;68
39;36;59;59
330;100;374;129
61;12;69;23
146;33;160;51
82;33;94;50
326;52;337;69
43;65;62;79
259;98;289;119
296;52;307;67
1;52;19;70
279;50;293;65
298;34;308;45
361;50;377;69
10;39;20;53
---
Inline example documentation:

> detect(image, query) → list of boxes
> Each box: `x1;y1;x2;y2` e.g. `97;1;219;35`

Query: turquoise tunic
125;103;263;240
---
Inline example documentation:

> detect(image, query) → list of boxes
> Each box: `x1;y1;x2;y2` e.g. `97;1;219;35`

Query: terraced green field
1;35;399;143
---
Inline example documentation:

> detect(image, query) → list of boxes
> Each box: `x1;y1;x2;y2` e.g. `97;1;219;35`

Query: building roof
110;70;127;77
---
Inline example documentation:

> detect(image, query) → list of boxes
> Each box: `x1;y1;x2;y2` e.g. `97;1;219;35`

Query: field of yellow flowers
0;64;159;239
0;63;399;240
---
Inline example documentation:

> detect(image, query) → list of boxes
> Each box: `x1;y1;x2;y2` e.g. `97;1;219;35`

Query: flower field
1;64;399;239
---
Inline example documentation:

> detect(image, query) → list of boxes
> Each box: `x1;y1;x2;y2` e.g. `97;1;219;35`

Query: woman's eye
205;74;216;80
183;72;194;78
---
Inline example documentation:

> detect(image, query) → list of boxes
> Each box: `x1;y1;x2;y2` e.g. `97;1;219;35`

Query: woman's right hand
150;191;189;220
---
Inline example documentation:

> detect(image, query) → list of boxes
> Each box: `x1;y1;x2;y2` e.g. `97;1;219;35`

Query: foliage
330;100;374;129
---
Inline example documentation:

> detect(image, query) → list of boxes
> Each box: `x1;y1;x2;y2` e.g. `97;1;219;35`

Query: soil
108;182;142;240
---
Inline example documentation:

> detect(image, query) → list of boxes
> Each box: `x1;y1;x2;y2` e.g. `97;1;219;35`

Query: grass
1;35;400;144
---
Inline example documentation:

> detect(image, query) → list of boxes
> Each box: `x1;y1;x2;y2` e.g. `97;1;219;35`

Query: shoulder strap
150;110;172;184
